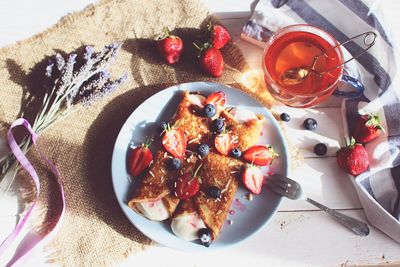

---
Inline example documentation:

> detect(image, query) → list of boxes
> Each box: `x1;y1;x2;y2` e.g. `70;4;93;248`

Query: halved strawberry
243;145;278;166
129;141;153;176
206;91;226;108
162;126;187;158
241;165;264;194
214;132;235;156
174;165;201;200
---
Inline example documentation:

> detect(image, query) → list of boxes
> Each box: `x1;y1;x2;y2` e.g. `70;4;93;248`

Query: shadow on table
4;46;90;125
82;83;173;239
5;58;51;123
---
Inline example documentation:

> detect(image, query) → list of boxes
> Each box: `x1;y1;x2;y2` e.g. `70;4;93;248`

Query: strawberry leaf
365;113;386;133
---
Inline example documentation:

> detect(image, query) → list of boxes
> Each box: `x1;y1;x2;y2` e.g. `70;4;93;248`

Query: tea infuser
279;31;377;86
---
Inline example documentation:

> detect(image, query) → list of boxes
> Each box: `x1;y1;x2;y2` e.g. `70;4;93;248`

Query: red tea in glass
262;24;344;107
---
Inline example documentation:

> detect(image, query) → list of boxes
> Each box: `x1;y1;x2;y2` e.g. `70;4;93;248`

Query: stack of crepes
128;90;265;244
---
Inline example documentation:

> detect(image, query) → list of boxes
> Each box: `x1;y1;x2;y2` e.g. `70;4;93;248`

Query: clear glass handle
333;74;365;98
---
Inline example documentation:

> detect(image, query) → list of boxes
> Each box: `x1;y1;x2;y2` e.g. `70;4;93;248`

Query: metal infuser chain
279;31;377;86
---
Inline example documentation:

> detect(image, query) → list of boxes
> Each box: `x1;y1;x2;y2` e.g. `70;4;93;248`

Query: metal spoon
266;174;370;236
279;31;377;86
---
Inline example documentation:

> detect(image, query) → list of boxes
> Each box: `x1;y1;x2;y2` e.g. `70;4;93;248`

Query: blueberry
230;147;242;158
203;104;216;118
198;228;212;247
198;143;210;157
280;113;290;122
211;118;225;133
157;121;168;133
303;118;318;130
314;143;327;156
168;158;182;170
207;186;221;198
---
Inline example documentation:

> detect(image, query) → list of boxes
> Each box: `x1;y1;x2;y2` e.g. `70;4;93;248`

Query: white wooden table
1;0;400;266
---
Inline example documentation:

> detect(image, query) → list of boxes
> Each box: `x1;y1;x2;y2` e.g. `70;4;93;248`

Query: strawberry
353;113;385;144
336;137;369;176
208;24;231;49
214;132;235;156
156;27;183;64
243;145;278;166
241;165;264;194
194;42;224;77
162;125;187;158
206;91;227;108
129;141;153;176
174;165;201;200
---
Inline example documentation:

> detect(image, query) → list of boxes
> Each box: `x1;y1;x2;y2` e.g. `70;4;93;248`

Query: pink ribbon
0;118;65;266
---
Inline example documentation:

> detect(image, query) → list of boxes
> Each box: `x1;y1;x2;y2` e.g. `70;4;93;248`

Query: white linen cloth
241;0;400;243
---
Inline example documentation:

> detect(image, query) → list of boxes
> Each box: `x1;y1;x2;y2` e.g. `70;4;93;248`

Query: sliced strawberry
129;143;153;176
206;91;226;108
243;145;278;166
174;165;201;200
214;132;235;156
162;127;187;158
241;165;264;194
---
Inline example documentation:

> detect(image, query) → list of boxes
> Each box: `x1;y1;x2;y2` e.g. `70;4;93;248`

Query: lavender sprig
45;63;54;78
0;43;126;188
57;53;77;95
55;53;65;71
82;73;128;106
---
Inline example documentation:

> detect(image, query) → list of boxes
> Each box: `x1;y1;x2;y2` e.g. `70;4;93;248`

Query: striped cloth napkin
241;0;400;243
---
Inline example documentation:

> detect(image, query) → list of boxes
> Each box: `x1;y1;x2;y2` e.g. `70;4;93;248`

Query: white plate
111;82;290;251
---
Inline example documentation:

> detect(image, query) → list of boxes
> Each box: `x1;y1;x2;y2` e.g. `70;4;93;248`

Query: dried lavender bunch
33;43;127;134
0;43;127;189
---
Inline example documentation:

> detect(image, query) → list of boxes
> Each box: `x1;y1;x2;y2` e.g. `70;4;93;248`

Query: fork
266;174;370;236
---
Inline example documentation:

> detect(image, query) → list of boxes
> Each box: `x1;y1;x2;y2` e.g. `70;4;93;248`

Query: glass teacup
262;24;365;108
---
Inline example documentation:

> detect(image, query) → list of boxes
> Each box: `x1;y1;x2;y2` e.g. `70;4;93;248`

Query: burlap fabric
0;0;275;265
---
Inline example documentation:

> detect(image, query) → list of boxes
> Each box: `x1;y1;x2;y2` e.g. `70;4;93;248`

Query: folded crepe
196;152;242;239
128;91;220;221
171;107;265;242
171;152;242;241
221;107;265;151
170;91;217;148
128;151;197;220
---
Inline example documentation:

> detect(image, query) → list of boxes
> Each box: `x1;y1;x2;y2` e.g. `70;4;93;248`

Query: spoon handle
306;198;370;236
